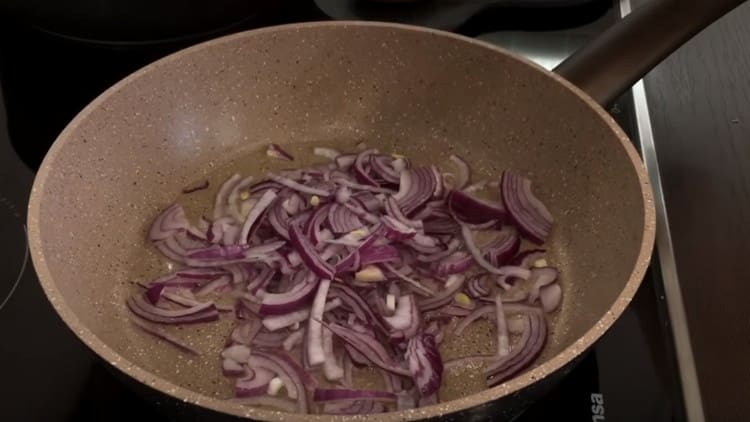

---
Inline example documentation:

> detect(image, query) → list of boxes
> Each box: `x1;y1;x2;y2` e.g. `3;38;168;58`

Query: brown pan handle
554;0;748;106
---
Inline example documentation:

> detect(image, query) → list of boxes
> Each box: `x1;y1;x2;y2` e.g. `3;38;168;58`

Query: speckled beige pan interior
27;22;654;421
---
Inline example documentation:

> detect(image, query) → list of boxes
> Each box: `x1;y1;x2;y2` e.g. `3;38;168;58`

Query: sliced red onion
501;170;553;244
266;143;294;161
540;283;562;313
322;327;344;381
237;189;277;244
307;279;331;366
194;275;231;297
235;367;275;397
148;203;189;241
335;186;352;204
447;190;506;226
383;294;420;340
247;265;275;294
328;204;364;234
527;267;559;303
460;224;531;279
448;155;470;190
144;284;166;305
354;191;382;212
213;173;242;219
382;263;435;297
126;295;219;324
359;244;400;267
435;252;473;277
259;272;320;316
430;165;444;199
422;217;459;234
418;274;465;311
495;293;510;357
384;197;423;230
227;175;256;219
485;227;521;267
289;224;334;279
406;332;443;396
466;274;490;298
333;177;396;194
222;344;252;363
329;283;387;333
269;174;330;197
222;358;247;377
313;388;396;403
353;148;379;186
262;298;341;331
231;320;262;345
304;203;330;246
283;329;305;351
394;167;436;216
335;153;357;169
324;322;409;376
485;311;547;387
381;216;417;241
369;154;401;185
182;179;209;194
453;305;494;336
130;318;200;355
184;241;285;267
416;238;461;263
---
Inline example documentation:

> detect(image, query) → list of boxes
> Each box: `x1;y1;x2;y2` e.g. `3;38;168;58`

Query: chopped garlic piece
391;153;406;159
386;294;396;312
454;293;472;306
445;274;463;289
267;377;284;396
310;195;321;207
355;265;386;282
533;259;548;268
239;191;250;201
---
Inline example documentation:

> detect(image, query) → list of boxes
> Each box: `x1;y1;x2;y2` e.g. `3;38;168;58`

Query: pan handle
554;0;747;106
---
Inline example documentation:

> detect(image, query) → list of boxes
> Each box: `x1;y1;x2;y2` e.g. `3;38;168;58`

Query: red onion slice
127;295;219;324
307;279;332;366
239;189;276;245
233;395;298;412
267;143;294;161
448;155;470;190
182;179;209;194
269;174;330;197
335;153;357;169
289;224;335;279
495;293;510;357
485;311;547;387
406;332;443;396
353;148;379;186
328;204;364;234
259;272;320;316
130;318;200;355
235;367;275;397
540;283;562;313
213;173;242;219
394;167;437;216
149;203;189;241
501;170;553;244
447;190;506;225
324;322;410;376
261;298;341;331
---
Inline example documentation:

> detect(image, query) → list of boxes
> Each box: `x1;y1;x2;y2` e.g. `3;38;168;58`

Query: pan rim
27;20;656;421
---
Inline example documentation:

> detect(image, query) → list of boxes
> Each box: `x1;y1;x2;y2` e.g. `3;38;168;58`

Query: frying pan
26;0;746;420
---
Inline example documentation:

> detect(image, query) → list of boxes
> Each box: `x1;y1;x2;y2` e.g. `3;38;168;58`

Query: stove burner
0;194;28;311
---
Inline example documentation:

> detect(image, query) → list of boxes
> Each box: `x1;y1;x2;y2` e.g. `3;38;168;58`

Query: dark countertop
643;2;750;421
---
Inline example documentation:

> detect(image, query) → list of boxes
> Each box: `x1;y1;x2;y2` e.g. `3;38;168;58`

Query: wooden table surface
643;2;750;420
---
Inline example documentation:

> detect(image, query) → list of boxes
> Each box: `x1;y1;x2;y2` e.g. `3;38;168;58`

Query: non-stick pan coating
27;22;654;421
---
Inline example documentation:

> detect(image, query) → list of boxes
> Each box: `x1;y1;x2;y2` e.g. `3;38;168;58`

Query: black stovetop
0;1;686;421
